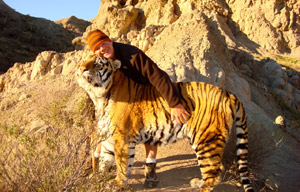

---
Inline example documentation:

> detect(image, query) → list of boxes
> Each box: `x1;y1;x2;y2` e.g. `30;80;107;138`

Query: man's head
87;30;115;59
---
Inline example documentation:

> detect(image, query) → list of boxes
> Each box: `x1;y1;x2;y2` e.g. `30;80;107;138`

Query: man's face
94;41;114;59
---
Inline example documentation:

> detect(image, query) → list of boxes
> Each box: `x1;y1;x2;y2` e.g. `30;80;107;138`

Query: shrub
0;95;118;191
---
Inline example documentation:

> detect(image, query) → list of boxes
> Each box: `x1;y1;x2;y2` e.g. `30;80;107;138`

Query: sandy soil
128;139;243;192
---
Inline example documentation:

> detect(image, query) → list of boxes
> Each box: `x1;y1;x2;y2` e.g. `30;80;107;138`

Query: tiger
76;55;254;192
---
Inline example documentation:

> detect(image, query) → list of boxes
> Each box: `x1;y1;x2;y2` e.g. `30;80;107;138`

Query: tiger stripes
76;56;254;192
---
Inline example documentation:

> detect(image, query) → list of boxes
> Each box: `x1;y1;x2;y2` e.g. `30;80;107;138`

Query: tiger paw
107;179;123;192
190;178;204;189
108;175;130;190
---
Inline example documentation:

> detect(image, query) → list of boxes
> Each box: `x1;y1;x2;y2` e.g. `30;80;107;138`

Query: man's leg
144;144;159;188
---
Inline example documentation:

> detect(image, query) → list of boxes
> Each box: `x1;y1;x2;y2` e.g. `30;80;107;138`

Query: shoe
144;163;159;188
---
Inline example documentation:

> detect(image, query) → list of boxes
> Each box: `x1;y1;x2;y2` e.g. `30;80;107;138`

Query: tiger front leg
111;132;131;188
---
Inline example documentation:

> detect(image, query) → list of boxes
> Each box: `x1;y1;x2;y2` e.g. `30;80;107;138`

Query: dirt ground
128;139;243;192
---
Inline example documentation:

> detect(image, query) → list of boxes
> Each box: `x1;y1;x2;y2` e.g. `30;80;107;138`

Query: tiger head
77;55;121;94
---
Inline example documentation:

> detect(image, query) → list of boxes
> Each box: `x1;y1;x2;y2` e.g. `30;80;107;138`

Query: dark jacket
113;42;181;107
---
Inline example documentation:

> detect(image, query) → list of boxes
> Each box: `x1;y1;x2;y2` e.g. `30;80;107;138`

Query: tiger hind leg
192;143;225;192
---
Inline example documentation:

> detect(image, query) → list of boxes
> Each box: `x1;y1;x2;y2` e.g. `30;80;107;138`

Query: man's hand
170;103;190;125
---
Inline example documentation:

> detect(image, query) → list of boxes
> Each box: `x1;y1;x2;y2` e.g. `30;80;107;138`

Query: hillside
0;0;300;192
0;0;90;73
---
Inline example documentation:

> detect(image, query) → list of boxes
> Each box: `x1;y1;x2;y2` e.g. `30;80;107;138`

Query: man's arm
130;52;190;125
130;52;181;107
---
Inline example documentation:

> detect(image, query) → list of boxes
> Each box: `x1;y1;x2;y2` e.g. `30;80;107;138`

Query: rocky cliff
0;0;300;191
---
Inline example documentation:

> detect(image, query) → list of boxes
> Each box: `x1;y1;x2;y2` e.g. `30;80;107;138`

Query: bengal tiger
76;55;254;192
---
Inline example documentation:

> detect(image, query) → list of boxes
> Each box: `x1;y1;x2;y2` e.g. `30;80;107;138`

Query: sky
3;0;101;21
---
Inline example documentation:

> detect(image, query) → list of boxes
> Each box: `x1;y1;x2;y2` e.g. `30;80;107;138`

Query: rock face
0;0;300;191
227;0;300;54
87;0;300;54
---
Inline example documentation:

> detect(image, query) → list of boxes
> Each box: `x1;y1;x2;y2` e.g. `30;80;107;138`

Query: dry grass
0;95;121;192
273;54;300;72
253;53;300;72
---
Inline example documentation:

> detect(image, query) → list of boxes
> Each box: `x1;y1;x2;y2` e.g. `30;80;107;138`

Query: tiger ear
112;60;121;69
78;54;97;72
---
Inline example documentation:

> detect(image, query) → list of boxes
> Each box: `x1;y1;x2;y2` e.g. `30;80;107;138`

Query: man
87;29;190;187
